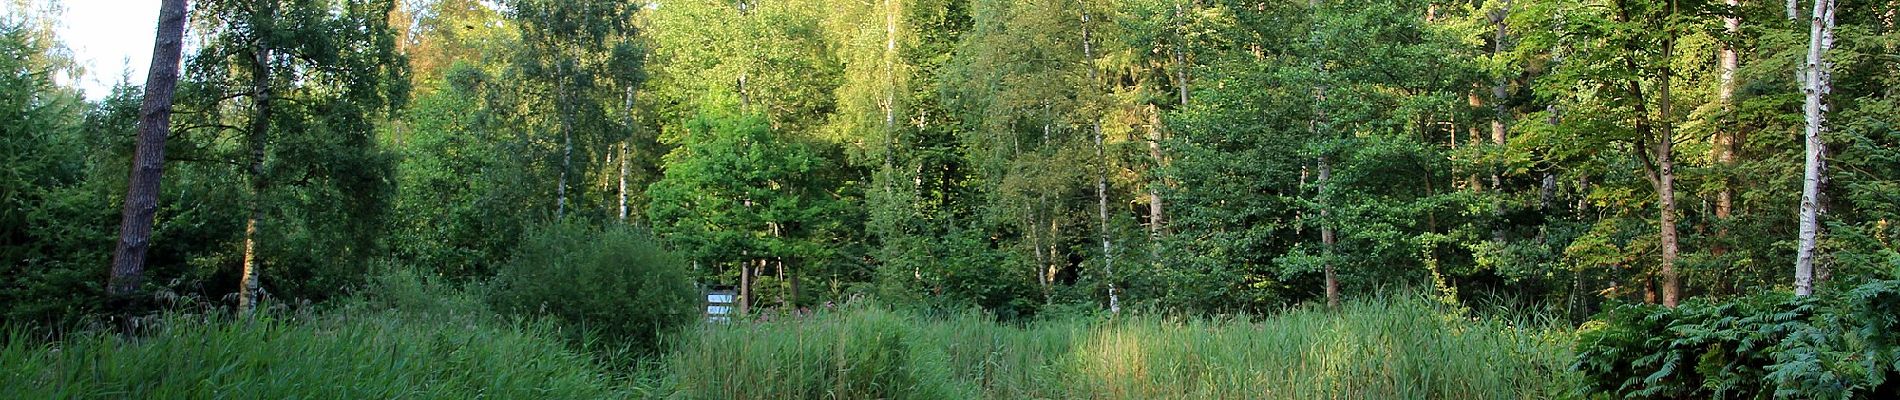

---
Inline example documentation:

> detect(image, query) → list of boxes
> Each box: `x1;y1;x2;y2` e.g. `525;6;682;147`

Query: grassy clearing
664;295;1579;400
2;272;1576;399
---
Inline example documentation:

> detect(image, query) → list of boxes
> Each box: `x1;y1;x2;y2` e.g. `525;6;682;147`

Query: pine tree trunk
108;0;188;300
1795;0;1836;296
238;20;276;316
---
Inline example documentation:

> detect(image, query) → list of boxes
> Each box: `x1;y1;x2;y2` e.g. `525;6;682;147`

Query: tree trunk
1148;116;1164;239
1795;0;1835;296
238;16;276;316
1082;10;1119;314
108;0;188;300
1311;0;1339;310
739;260;752;315
1713;0;1740;257
620;85;634;224
618;142;628;223
1488;1;1511;244
1153;2;1187;240
1320;156;1339;310
1466;91;1484;192
556;63;573;219
1658;27;1681;308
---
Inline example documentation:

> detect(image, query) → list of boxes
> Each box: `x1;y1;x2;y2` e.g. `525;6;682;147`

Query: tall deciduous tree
503;0;645;220
1793;0;1835;296
106;0;189;300
183;0;407;314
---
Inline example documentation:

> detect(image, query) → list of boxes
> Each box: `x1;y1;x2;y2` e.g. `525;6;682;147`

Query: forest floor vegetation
2;270;1580;399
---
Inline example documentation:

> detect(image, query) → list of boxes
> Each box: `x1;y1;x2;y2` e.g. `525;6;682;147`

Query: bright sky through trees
7;0;161;99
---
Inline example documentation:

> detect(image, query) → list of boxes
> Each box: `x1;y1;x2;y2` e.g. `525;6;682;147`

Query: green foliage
386;61;537;280
0;18;125;325
1575;264;1900;399
488;223;698;354
159;0;408;305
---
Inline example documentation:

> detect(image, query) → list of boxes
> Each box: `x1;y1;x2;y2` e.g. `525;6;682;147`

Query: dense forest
3;0;1899;398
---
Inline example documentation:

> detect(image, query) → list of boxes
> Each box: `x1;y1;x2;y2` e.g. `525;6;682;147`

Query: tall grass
2;271;1577;399
0;270;640;399
664;295;1578;399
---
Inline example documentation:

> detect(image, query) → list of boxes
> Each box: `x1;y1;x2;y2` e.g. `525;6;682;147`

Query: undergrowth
664;294;1578;399
0;269;641;399
2;270;1577;399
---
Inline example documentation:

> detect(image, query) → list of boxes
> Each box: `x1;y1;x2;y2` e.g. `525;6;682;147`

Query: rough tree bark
108;0;189;300
1795;0;1835;296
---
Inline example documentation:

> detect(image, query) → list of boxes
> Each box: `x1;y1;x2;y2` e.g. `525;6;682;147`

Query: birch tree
1794;0;1835;296
183;0;407;314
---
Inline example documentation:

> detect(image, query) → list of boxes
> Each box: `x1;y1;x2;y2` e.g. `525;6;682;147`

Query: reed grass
0;269;641;399
2;272;1577;399
663;295;1578;400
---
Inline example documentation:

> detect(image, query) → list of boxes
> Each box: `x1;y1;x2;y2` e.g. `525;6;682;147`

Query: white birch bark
1082;10;1119;313
1795;0;1836;296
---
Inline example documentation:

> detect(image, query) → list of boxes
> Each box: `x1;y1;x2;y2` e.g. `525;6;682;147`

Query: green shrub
1575;265;1900;399
489;223;699;354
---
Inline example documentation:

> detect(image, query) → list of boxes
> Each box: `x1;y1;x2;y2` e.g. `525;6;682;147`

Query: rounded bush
490;223;698;353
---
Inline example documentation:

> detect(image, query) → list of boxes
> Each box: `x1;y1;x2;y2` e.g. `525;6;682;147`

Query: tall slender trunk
1319;156;1338;309
1082;10;1119;313
1714;0;1740;256
618;143;628;222
1489;1;1512;243
1147;110;1165;239
1036;116;1054;303
238;20;276;316
1465;91;1484;191
556;63;573;219
1310;0;1339;310
108;0;189;300
1658;16;1681;308
620;86;634;223
883;0;898;169
1151;1;1189;241
1795;0;1836;296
